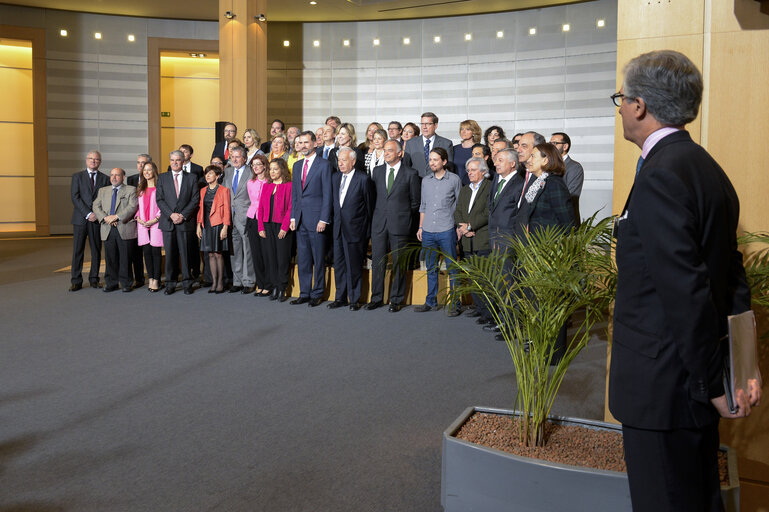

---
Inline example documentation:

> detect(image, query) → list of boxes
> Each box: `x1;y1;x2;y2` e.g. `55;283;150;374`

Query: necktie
323;146;330;159
519;172;531;205
636;156;645;176
424;138;431;163
339;174;348;206
494;178;506;204
387;167;395;194
232;168;240;196
110;187;118;215
224;145;229;161
174;172;180;197
90;171;96;190
302;159;309;188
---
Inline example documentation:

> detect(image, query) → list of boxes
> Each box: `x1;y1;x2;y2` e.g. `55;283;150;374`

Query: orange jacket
197;185;232;226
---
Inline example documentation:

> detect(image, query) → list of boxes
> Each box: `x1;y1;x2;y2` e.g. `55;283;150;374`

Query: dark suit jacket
371;162;420;236
126;174;140;187
291;155;333;228
332;171;373;243
211;141;227;161
487;171;525;248
328;146;366;174
609;130;751;430
167;163;205;189
155;171;199;232
513;174;575;239
455;179;491;253
71;169;110;225
404;134;454;178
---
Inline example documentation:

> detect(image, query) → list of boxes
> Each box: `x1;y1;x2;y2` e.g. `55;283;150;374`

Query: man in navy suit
328;147;373;310
610;50;760;512
290;131;333;306
69;150;110;291
156;150;199;295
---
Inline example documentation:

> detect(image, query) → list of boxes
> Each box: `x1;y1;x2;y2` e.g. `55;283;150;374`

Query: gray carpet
0;238;609;512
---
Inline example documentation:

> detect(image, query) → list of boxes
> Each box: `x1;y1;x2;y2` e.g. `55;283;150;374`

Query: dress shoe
388;303;402;313
414;304;437;313
184;287;193;295
365;301;384;310
482;324;502;333
446;308;461;317
89;281;100;289
229;285;243;293
103;285;119;293
327;300;348;309
290;296;310;305
122;286;132;293
476;317;492;325
68;283;82;292
164;286;176;295
278;292;289;302
269;288;279;301
495;333;506;342
241;286;255;294
308;297;323;307
349;303;361;311
465;309;481;318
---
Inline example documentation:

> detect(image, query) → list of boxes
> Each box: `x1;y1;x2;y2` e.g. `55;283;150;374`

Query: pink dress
136;187;163;247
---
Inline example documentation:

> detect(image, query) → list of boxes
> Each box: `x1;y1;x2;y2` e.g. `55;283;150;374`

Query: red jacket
257;182;292;232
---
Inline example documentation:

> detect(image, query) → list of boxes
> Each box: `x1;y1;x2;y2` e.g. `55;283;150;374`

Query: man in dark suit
176;144;205;282
211;122;237;162
290;131;333;307
550;132;584;222
367;139;421;312
404;112;454;178
609;50;760;512
69;150;109;291
260;119;284;154
156;150;199;295
92;168;138;292
328;147;373;310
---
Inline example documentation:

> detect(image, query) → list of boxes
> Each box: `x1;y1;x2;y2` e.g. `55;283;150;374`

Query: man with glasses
404;112;454;178
211;123;237;161
550;132;584;222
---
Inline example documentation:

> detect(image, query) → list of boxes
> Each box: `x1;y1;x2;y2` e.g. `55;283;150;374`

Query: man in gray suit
223;146;255;294
404;112;454;178
92;168;138;292
550;132;584;221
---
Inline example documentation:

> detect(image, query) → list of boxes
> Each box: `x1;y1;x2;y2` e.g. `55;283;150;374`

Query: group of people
68;113;585;321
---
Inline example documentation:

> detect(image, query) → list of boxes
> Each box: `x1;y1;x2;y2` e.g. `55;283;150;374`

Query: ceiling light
313;40;320;47
60;29;68;37
343;39;350;47
198;53;206;58
94;32;102;40
127;34;135;42
257;14;266;22
310;0;317;4
224;11;235;19
597;19;605;28
496;31;504;39
283;40;290;47
465;33;472;41
434;36;441;43
403;37;410;45
189;52;197;57
529;27;536;35
373;38;380;46
562;24;570;32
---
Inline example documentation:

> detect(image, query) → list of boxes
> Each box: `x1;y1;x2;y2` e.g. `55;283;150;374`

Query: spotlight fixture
224;11;235;19
94;32;102;40
343;39;350;47
597;19;606;28
127;34;135;42
310;0;317;4
465;33;472;41
257;13;266;22
403;37;410;45
562;23;570;32
60;29;68;37
199;53;206;58
529;27;537;35
283;40;290;47
434;36;441;43
373;38;380;46
496;31;504;38
189;52;197;57
313;40;320;47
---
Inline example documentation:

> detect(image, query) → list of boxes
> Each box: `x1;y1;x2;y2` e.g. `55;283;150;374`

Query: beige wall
612;0;769;508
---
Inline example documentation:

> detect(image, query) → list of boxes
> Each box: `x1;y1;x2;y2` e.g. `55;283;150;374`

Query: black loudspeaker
214;121;229;143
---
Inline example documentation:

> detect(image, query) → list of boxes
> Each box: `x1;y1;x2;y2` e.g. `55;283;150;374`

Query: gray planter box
441;406;740;512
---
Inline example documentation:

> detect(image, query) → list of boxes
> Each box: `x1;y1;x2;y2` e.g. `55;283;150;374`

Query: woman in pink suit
258;158;294;301
135;161;164;292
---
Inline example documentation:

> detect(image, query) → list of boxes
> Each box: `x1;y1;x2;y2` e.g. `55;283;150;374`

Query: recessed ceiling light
310;0;317;4
597;19;605;28
434;36;441;43
403;37;410;45
94;32;102;40
464;33;472;41
60;29;68;37
373;38;380;46
127;34;135;42
496;31;504;38
313;40;320;47
343;39;350;47
189;52;197;57
199;53;206;58
283;40;290;47
529;27;537;35
562;24;570;32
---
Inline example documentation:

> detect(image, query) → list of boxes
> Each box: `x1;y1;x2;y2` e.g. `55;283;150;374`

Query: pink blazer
257;182;292;232
135;187;163;247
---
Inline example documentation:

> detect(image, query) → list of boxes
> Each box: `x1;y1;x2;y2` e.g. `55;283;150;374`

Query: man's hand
290;220;296;231
711;379;762;418
104;214;119;225
87;213;97;222
170;213;184;224
316;221;326;233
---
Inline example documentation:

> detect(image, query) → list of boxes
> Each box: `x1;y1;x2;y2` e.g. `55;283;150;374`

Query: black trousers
370;229;409;305
142;244;162;281
162;229;192;288
246;217;268;290
622;421;723;512
104;227;134;288
465;248;491;318
333;231;366;304
130;237;144;284
71;221;102;285
187;230;201;279
263;222;293;291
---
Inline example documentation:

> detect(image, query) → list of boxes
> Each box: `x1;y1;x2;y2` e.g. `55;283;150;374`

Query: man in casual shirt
415;147;462;315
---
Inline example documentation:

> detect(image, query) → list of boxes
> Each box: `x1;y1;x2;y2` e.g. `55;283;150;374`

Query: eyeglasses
611;92;632;107
420;122;434;126
551;141;565;146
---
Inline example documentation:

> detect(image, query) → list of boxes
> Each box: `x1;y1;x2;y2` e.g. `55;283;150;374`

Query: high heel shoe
208;288;216;294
